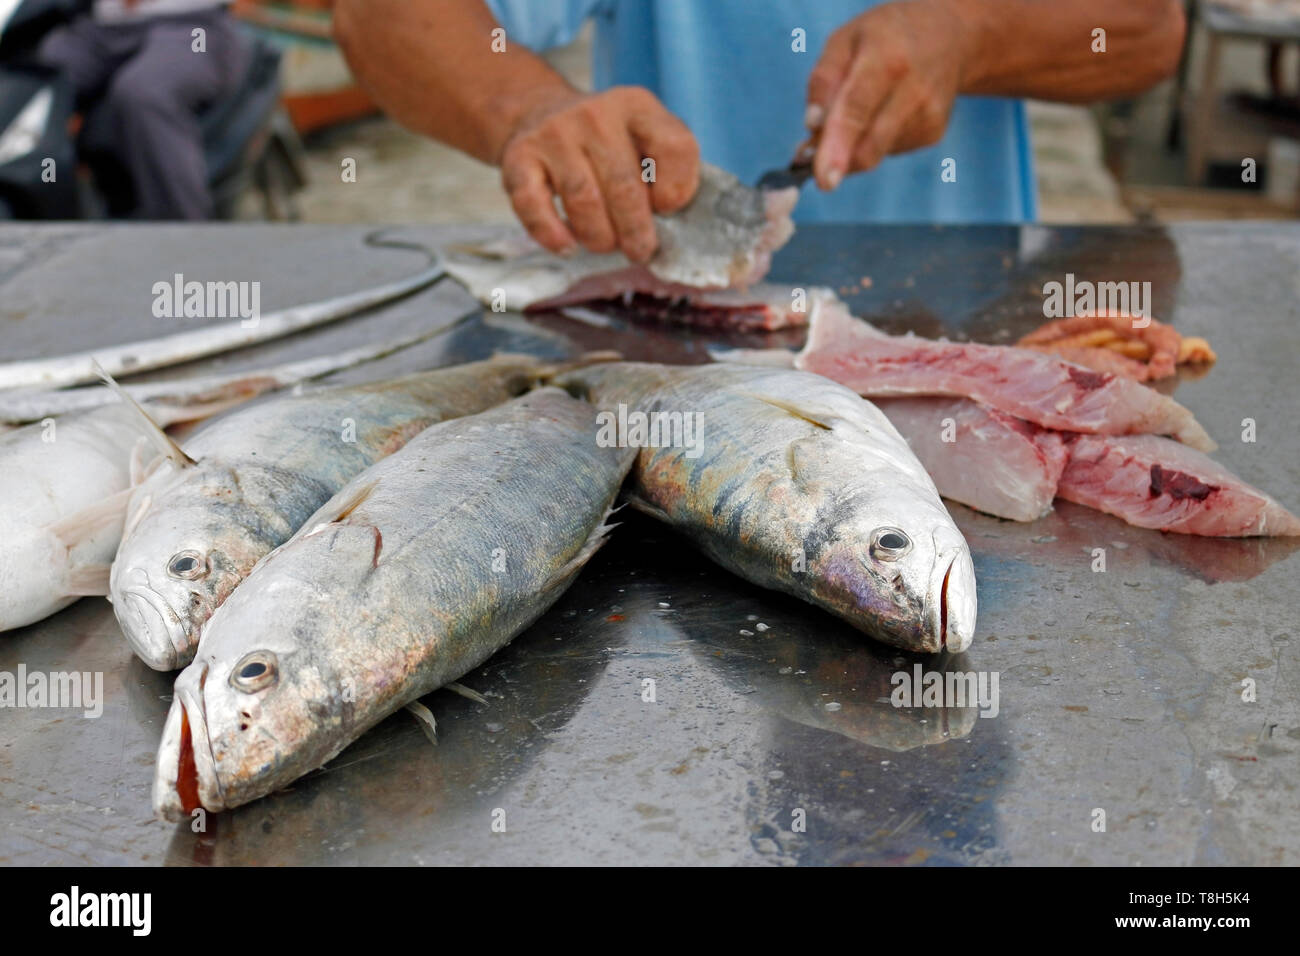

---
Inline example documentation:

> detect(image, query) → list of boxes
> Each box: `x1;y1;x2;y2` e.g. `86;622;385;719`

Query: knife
755;136;818;191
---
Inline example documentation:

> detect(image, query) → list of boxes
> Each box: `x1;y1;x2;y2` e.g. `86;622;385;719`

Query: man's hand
807;0;973;190
499;86;700;261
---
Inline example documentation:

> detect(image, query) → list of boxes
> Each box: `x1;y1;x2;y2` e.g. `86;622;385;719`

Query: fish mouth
928;540;977;654
153;662;224;822
118;586;193;671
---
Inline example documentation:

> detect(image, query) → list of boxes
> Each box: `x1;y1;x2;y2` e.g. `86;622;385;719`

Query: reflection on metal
1;223;1298;866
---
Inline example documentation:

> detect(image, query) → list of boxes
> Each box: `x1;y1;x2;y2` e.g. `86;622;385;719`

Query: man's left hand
806;0;974;190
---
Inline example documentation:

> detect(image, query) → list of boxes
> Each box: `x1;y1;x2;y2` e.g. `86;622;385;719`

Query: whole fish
0;252;444;391
111;355;546;671
444;162;801;329
555;362;977;653
153;388;634;820
796;297;1216;452
0;397;237;633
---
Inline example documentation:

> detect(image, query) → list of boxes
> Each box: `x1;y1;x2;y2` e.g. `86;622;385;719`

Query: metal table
1;222;1298;866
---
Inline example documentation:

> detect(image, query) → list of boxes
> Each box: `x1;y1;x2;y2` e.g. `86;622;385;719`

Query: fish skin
554;362;977;654
1057;433;1300;537
0;405;143;631
111;356;544;671
645;162;796;289
444;162;799;324
153;388;635;820
874;396;1068;523
797;297;1217;452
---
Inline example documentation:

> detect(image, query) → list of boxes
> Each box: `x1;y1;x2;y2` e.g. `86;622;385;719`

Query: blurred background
4;0;1300;224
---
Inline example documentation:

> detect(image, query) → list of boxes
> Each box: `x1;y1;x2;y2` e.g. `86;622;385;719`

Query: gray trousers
38;10;250;219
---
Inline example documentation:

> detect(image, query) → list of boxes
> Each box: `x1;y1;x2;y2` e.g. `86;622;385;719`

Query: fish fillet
1058;433;1300;537
796;297;1216;452
874;397;1068;523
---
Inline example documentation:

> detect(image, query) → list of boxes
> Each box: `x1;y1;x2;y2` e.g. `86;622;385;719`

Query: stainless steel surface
2;222;1298;865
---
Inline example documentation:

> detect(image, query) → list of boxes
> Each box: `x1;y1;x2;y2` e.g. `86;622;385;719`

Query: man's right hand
498;86;700;263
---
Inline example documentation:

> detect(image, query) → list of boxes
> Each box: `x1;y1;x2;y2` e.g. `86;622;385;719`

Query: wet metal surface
1;223;1298;865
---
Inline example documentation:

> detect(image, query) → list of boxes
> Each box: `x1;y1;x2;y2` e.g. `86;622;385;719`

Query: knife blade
755;136;818;191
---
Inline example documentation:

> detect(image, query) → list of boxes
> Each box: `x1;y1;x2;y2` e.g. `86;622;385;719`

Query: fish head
110;463;280;671
154;636;335;821
812;489;977;654
153;524;379;820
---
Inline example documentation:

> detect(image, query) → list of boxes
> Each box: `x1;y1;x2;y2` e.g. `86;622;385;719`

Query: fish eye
870;528;912;561
230;651;278;693
167;550;208;580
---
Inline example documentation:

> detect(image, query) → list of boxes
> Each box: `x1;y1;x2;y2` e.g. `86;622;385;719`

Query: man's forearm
952;0;1186;102
333;0;577;164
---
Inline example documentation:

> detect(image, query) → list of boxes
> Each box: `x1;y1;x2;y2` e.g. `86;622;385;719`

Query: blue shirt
485;0;1037;224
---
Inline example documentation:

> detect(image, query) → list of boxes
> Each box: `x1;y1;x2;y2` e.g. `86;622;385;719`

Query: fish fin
533;350;624;384
128;436;164;486
406;700;437;746
146;391;258;427
122;491;153;539
445;682;489;705
303;520;382;564
740;392;834;431
785;436;831;493
545;506;621;589
48;486;134;549
626;495;673;525
330;480;377;523
65;564;112;596
305;481;379;539
93;361;196;467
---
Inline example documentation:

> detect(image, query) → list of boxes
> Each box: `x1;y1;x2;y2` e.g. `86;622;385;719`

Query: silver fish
0;258;444;391
153;388;634;819
444;162;800;326
0;396;240;633
111;355;546;671
556;362;978;653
